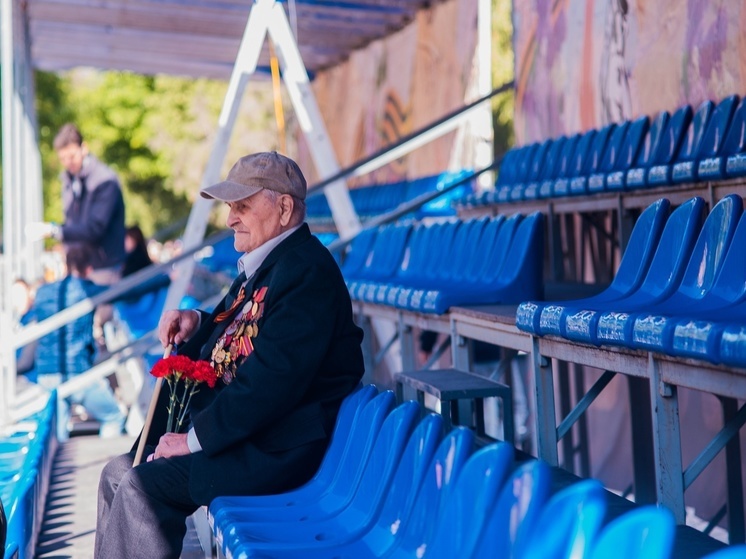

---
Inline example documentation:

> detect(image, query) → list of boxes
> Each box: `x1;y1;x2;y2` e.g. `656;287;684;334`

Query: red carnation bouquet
151;355;218;433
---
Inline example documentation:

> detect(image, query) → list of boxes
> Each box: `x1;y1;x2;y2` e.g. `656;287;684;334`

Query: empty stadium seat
692;95;740;181
625;110;670;189
588;120;630;193
517;479;607;559
596;194;741;346
570;124;615;195
472;460;552;558
723;98;746;178
553;130;595;197
216;401;421;553
560;197;704;345
516;198;670;336
606;115;650;190
632;199;746;354
413;443;514;559
588;506;675;559
540;133;581;198
647;102;704;186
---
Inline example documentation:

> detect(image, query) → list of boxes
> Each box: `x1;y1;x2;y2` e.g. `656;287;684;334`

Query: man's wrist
50;222;62;240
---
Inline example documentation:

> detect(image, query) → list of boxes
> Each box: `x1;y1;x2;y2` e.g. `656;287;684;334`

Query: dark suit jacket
141;224;364;504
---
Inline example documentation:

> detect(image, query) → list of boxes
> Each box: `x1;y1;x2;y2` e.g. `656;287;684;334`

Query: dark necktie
215;272;247;323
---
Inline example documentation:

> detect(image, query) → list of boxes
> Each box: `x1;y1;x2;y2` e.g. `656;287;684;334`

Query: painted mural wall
301;0;479;186
513;0;746;144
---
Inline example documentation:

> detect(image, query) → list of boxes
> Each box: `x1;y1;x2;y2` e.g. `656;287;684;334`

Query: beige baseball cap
200;151;307;202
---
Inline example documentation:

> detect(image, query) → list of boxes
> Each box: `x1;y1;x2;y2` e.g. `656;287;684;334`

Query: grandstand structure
2;0;746;558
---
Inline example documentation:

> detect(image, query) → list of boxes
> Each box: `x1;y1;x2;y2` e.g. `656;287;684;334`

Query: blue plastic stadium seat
214;413;444;559
413;212;543;314
597;194;741;348
517;479;607;559
606;115;650;190
496;144;538;203
554;130;595;197
561;197;704;345
472;460;552;558
516;198;670;336
719;98;746;179
632;200;746;355
347;223;411;301
524;137;566;200
570;124;615;195
511;139;552;202
588;506;675;559
216;401;421;554
647;102;704;186
625;111;670;189
414;443;514;559
588;121;630;193
540;133;580;198
701;545;746;558
222;424;471;559
209;387;388;535
693;95;740;181
668;100;716;183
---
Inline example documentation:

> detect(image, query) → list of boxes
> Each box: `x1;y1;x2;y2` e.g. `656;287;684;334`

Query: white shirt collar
237;224;302;280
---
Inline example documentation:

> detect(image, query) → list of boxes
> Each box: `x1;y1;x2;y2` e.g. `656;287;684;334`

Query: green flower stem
166;376;177;433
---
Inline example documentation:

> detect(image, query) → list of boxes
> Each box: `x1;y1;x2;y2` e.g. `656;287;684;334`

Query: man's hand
148;433;190;461
25;221;61;241
158;309;200;346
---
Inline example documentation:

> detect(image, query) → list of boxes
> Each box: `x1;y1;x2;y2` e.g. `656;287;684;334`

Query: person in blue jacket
33;245;126;441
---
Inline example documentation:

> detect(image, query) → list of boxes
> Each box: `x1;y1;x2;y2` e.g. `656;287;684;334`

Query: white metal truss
164;0;361;313
1;0;44;427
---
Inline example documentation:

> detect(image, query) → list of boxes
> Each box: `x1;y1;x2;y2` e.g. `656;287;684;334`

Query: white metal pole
266;1;361;241
163;0;273;313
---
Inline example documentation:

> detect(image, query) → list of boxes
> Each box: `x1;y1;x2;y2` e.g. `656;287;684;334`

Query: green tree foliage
35;68;287;239
492;0;514;157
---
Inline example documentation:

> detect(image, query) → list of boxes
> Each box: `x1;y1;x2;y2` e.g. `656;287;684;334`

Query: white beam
266;0;360;239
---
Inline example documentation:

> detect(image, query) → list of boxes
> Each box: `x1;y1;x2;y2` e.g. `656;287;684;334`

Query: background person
94;152;365;559
33;245;126;441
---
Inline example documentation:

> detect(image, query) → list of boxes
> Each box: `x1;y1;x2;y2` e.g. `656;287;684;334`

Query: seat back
598;121;629;172
516;143;540;183
634;111;669;167
327;391;396;500
361;413;443;556
554;134;582;179
673;194;742;301
345;401;420;518
706;209;746;304
473;459;553;558
526;140;552;183
585;124;616;174
517;479;607;559
722;98;746;157
651;105;693;165
487;212;545;300
568;129;597;177
696;95;739;159
422;221;461;282
472;213;522;285
675;100;714;162
385;427;474;558
496;149;521;188
617;115;649;170
588;506;675;559
422;443;514;559
436;219;481;282
539;137;567;181
449;217;491;283
463;216;505;284
392;222;431;284
311;384;378;487
636;197;705;300
607;198;671;297
340;228;378;278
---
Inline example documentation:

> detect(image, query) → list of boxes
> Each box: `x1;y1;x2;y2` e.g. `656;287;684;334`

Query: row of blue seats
1;392;57;559
516;194;746;368
341;212;544;314
207;384;715;559
306;171;473;223
461;94;746;206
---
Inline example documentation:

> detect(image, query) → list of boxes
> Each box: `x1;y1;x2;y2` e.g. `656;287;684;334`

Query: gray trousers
95;448;199;559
